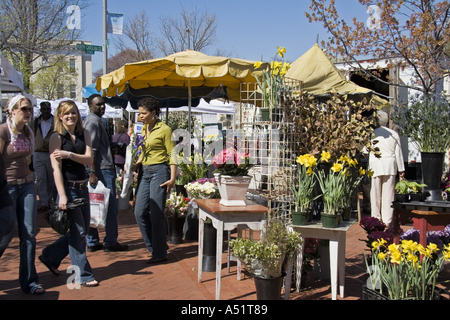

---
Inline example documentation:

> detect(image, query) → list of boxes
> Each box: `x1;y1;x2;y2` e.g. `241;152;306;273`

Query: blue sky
81;0;370;75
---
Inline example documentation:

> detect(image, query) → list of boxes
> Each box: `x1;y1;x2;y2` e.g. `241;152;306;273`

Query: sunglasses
19;107;33;113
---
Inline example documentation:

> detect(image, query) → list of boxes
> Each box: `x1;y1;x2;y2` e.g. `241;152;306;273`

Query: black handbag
44;198;88;235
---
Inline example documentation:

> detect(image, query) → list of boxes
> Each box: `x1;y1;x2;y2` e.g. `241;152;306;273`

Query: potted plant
339;156;373;221
365;238;450;300
253;46;291;122
165;193;190;244
212;148;254;206
408;181;427;202
229;219;303;300
395;180;411;202
392;97;450;200
315;157;347;228
290;153;321;225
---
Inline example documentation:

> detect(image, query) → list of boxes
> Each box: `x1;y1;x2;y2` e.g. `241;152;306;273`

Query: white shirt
368;126;405;177
40;116;53;138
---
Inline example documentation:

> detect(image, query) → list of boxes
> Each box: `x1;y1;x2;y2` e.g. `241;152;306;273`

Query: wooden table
195;199;268;300
392;201;450;248
287;219;357;300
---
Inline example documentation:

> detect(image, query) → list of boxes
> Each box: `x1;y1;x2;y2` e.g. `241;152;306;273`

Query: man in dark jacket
33;101;56;212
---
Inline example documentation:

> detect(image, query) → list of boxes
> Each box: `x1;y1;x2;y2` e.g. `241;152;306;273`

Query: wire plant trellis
239;77;303;222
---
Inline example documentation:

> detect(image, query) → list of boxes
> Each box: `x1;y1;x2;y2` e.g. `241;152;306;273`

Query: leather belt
8;174;34;186
66;180;88;191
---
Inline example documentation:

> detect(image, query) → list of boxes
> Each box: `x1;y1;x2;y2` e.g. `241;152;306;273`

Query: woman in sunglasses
0;95;44;295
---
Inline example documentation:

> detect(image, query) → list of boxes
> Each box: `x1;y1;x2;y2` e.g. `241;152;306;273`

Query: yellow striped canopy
95;50;269;102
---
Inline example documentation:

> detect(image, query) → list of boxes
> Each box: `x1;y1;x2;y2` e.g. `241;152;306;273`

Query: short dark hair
40;101;51;109
87;94;103;106
137;97;161;117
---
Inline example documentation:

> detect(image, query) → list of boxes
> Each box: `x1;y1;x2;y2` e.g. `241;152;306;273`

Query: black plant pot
395;193;410;203
253;273;286;300
202;222;217;272
167;217;185;244
421;152;445;201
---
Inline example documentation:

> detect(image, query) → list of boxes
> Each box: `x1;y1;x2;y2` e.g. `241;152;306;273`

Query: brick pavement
0;201;449;300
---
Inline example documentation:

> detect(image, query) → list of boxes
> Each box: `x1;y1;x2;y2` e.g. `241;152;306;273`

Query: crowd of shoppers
0;94;176;295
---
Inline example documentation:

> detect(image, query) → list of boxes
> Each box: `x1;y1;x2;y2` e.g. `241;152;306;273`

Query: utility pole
103;0;108;75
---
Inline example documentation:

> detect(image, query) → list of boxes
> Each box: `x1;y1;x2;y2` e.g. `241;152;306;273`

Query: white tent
35;97;122;119
126;98;235;114
0;54;24;93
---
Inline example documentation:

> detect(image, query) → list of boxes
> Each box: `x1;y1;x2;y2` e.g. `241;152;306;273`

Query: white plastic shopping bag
88;180;110;228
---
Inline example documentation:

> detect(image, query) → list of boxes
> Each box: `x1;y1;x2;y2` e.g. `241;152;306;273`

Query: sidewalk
0;201;449;300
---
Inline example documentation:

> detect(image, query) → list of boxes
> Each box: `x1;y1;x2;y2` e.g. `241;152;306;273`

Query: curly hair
137;97;161;117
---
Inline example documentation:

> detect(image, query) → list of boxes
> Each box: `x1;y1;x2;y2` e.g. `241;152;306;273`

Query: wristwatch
90;169;96;174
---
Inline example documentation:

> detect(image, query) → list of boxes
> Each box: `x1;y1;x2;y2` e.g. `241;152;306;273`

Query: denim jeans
134;163;170;259
87;169;118;248
7;182;39;293
41;183;95;284
0;204;15;258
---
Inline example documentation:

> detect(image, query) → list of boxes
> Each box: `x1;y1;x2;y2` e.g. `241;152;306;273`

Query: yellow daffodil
341;169;350;178
390;250;404;264
306;167;314;176
427;243;439;254
348;158;358;167
254;61;262;69
372;239;387;251
331;163;343;173
367;169;374;177
378;252;387;261
443;246;450;261
296;154;317;168
339;155;350;163
277;46;286;58
359;167;366;176
320;151;331;162
406;252;419;265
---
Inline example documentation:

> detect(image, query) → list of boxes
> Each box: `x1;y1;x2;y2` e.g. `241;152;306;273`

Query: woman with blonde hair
0;95;43;294
38;100;99;287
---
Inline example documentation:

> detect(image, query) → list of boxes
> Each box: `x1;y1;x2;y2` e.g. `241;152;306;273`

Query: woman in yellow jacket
133;98;177;264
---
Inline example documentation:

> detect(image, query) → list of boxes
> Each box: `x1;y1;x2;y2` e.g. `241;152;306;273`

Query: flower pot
253;273;286;300
409;193;424;202
395;193;409;203
214;173;252;206
261;109;270;121
321;213;339;228
167;216;186;244
292;210;311;226
421;152;445;201
202;222;217;272
341;207;351;221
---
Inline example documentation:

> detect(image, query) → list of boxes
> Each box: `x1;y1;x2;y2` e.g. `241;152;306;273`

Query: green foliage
391;97;450;152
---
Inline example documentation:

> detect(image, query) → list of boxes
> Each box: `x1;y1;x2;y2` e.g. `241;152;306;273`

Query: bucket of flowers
165;193;190;244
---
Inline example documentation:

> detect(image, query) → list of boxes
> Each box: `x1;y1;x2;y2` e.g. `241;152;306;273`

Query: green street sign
76;44;102;54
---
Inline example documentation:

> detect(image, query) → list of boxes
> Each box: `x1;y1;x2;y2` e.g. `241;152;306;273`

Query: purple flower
359;216;386;233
